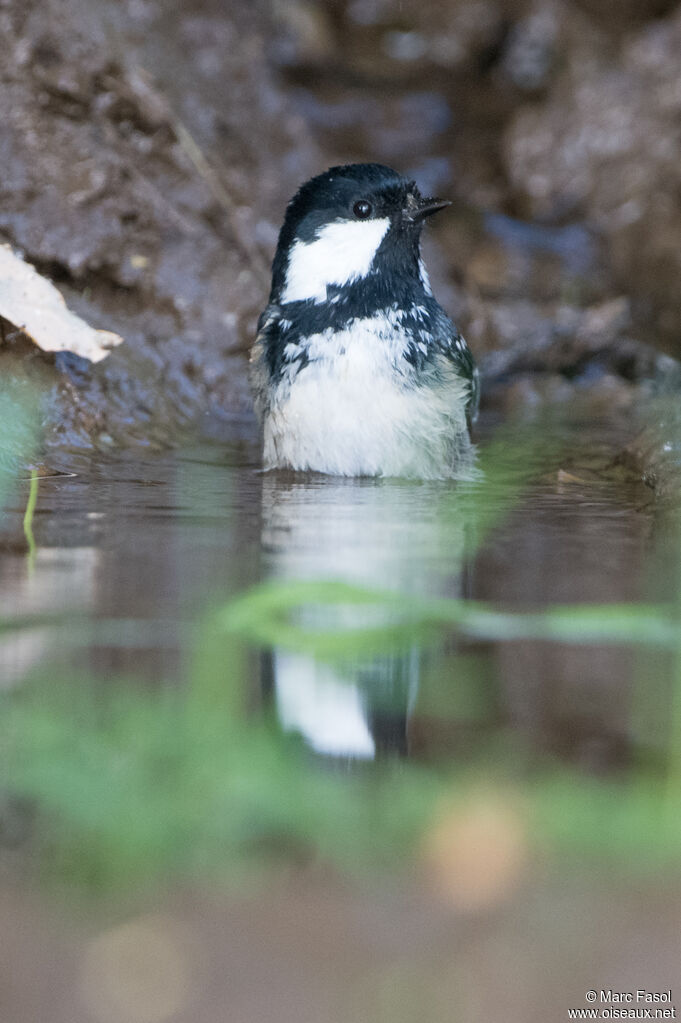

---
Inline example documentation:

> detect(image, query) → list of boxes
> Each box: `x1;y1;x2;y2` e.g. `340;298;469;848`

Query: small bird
250;163;479;478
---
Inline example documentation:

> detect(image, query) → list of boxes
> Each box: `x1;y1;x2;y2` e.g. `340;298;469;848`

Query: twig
172;120;271;289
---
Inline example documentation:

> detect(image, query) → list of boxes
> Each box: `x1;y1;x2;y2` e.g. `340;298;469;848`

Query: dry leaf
0;245;123;363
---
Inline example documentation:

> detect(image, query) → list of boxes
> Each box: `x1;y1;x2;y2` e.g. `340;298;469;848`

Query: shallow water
0;413;661;772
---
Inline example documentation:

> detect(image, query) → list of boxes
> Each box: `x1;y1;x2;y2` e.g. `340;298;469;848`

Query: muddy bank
0;0;679;456
0;0;319;451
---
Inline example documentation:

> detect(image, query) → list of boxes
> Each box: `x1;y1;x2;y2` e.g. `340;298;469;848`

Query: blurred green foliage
222;577;680;655
6;654;445;888
4;611;681;890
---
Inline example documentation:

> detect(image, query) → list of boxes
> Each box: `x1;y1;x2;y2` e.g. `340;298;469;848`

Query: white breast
262;315;472;479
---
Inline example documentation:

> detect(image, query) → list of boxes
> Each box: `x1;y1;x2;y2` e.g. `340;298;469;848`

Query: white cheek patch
281;217;390;303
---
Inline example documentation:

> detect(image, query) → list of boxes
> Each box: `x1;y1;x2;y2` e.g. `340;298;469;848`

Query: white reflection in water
261;476;470;759
275;654;377;758
0;546;99;688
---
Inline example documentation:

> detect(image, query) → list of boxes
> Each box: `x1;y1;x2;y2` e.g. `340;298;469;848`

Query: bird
249;163;479;479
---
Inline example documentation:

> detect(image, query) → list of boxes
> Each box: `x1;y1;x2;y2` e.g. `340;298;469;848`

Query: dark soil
0;0;319;451
1;0;679;457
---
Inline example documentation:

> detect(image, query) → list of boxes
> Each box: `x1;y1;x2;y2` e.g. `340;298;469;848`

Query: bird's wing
249;304;280;422
432;311;480;426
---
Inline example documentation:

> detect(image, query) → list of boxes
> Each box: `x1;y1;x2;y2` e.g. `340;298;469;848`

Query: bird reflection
259;473;472;760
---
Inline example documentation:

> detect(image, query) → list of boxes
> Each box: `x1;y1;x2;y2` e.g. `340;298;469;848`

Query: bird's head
269;163;450;305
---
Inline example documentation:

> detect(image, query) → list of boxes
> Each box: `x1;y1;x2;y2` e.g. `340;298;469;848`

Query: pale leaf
0;245;123;363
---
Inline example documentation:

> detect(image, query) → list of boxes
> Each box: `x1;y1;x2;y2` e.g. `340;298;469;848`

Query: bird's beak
403;194;452;223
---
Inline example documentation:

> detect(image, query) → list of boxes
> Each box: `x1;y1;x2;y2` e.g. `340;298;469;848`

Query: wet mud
1;0;680;464
0;0;318;451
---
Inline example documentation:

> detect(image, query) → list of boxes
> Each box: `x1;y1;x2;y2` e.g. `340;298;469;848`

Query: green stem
23;468;38;569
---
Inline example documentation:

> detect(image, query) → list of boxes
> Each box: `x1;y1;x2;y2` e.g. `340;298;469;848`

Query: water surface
0;414;659;772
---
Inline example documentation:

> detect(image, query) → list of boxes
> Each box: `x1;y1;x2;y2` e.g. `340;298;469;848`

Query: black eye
353;199;372;219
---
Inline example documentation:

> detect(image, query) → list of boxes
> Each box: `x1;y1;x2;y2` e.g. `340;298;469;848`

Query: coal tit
250;163;479;478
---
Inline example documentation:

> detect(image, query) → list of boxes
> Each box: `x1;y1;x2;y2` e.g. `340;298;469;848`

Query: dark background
1;0;680;450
